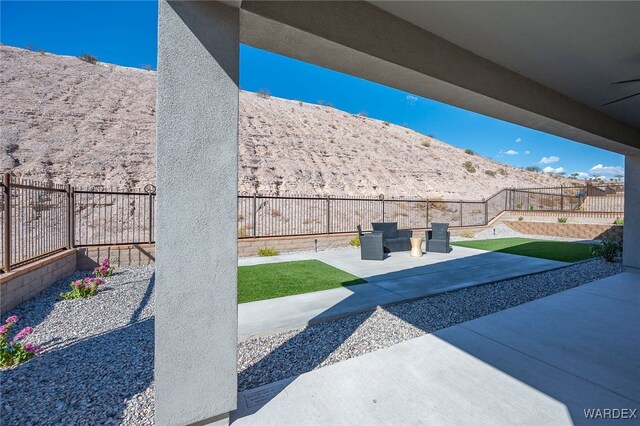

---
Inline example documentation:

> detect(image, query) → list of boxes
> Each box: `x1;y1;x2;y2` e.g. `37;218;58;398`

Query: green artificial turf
238;259;366;303
451;237;595;263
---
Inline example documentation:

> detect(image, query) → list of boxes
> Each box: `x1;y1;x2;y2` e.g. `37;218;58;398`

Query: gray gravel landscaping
1;258;623;424
1;267;155;426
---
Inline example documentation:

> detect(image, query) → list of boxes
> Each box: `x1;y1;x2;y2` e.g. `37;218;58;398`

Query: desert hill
1;45;573;198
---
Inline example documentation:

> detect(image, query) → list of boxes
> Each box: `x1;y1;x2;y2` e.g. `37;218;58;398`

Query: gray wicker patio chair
371;222;412;252
426;222;451;253
357;225;384;260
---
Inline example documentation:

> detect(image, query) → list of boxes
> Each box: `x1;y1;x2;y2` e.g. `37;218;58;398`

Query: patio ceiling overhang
238;1;640;154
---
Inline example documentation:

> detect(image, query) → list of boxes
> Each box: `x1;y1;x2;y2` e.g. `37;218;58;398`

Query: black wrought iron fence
0;172;625;272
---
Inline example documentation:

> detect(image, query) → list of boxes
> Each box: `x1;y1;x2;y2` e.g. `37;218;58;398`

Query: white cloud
543;166;565;174
540;156;560;164
515;138;522;143
524;150;531;155
589;164;624;178
505;149;519;155
406;94;418;104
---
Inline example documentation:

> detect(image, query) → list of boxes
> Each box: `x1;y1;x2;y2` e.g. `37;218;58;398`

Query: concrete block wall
0;250;77;315
503;221;623;240
502;211;622;225
76;244;155;270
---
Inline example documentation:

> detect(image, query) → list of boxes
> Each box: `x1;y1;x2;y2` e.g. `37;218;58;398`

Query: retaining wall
76;244;155;270
0;250;77;315
503;221;623;240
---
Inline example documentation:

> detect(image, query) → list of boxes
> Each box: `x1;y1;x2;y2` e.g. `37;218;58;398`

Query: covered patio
154;1;640;424
233;271;640;425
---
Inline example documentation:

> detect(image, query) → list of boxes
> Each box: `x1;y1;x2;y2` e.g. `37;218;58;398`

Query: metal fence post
252;194;257;238
66;184;74;249
381;195;385;222
484;199;488;225
459;201;463;226
326;196;331;234
3;173;11;272
148;192;154;244
425;199;429;229
560;185;564;211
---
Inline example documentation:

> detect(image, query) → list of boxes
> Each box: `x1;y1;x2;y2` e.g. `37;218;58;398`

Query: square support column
156;1;238;424
623;154;640;270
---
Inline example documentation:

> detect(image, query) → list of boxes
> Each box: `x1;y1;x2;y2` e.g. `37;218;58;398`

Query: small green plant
498;168;508;176
78;53;98;64
528;206;535;211
258;247;279;257
60;277;105;300
459;230;474;238
0;316;41;369
484;170;496;177
525;165;541;173
421;139;431;147
349;236;361;247
256;88;271;99
614;217;624;225
591;237;622;262
518;216;524;221
557;217;568;223
463;161;476;173
464;149;475;155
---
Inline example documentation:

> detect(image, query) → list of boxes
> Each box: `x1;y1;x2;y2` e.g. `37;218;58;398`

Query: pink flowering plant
93;258;114;278
0;315;41;368
60;277;105;300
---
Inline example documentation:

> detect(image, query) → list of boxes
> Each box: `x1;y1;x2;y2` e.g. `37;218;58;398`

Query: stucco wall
155;1;239;424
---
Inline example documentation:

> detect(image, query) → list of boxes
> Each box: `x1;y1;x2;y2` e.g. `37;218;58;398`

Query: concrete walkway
238;247;566;340
232;271;640;425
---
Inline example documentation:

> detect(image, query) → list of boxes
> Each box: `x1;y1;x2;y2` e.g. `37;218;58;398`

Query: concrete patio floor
232;271;640;425
238;246;566;340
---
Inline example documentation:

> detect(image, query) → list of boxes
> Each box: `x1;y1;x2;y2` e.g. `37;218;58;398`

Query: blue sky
1;0;625;179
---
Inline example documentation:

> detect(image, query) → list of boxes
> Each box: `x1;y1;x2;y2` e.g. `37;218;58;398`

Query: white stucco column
623;153;640;270
156;1;238;424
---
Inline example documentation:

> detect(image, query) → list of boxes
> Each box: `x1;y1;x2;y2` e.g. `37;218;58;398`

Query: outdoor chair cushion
371;222;399;238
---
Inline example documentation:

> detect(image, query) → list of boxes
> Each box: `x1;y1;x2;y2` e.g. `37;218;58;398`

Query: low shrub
518;216;524;221
60;277;105;300
256;88;271;99
349;236;361;247
78;53;98;64
258;247;279;257
484;170;496;177
93;258;113;278
421;139;431;147
591;237;622;262
557;217;568;223
614;217;624;225
462;161;476;173
464;149;475;155
498;168;508;176
0;316;41;368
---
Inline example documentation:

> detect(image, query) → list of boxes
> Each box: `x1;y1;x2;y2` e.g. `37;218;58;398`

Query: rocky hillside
1;45;573;198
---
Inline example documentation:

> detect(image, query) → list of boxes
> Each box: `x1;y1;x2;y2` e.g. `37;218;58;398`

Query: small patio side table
410;237;423;257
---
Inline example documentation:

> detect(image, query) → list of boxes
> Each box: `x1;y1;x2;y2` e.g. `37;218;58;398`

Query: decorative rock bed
0;259;623;424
